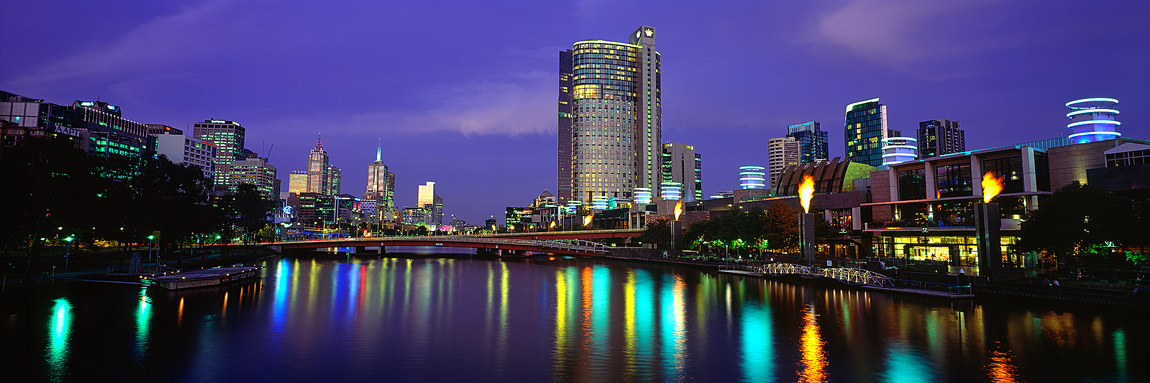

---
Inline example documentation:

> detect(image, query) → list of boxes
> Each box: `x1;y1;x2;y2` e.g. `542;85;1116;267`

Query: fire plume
583;215;593;227
798;175;815;214
982;172;1004;203
674;201;683;221
549;221;556;229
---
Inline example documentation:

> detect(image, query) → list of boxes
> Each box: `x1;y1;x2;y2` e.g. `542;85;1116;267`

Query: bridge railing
754;263;894;287
269;235;610;255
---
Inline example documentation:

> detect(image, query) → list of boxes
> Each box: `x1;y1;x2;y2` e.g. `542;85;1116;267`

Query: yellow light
673;200;683;221
982;172;1004;203
798;175;815;214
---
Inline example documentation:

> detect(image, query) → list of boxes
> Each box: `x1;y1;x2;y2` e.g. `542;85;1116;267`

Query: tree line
0;138;276;279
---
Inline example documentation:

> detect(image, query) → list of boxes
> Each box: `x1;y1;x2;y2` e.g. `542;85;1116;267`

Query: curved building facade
739;166;767;189
559;26;661;205
1066;98;1120;144
882;137;918;166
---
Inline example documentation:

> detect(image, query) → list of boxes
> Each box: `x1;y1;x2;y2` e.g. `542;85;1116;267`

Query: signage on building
54;124;83;137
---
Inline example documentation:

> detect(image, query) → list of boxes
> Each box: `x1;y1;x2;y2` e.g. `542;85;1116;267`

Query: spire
376;138;382;162
316;132;323;149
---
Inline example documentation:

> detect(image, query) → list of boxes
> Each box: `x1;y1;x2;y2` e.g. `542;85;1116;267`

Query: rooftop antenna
376;138;382;162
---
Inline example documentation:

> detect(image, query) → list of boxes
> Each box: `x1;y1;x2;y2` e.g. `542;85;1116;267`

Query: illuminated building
917;119;965;158
661;143;702;201
774;158;875;196
881;137;918;166
230;155;279;198
862;145;1051;275
193;119;245;192
155;133;216;180
845;98;899;167
402;206;428;226
561;26;661;205
739;166;766;189
634;187;652;204
1065;98;1121;144
418;181;443;225
364;140;391;223
288;171;307;194
0;91;88;150
659;182;682;201
305;134;340;196
786;121;829;164
768;137;800;190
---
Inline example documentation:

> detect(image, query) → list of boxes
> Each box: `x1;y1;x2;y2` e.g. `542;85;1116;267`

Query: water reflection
987;340;1021;382
46;298;72;382
740;299;774;383
662;274;688;380
797;304;827;383
135;285;152;359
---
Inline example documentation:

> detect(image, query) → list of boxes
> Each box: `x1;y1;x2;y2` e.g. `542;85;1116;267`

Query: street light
147;235;155;262
63;236;74;271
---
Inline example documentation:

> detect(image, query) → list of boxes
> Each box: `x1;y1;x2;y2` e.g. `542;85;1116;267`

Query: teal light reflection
882;342;933;383
1114;328;1127;381
135;285;152;359
46;298;73;381
740;301;774;383
591;265;610;360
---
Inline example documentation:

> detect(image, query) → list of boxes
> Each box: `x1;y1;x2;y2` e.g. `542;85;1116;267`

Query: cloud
274;70;555;137
809;0;1004;66
8;0;242;88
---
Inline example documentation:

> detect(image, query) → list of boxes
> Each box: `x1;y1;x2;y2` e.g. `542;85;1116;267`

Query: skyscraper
418;181;443;226
231;155;279;198
561;26;661;205
557;49;574;204
307;134;329;194
365;140;390;223
917;119;965;158
326;165;341;195
288;171;308;194
768;137;801;190
786;121;828;164
193;119;245;192
844;98;898;167
661;143;702;202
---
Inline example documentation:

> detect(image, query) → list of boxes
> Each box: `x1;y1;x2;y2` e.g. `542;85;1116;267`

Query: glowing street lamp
63;236;74;271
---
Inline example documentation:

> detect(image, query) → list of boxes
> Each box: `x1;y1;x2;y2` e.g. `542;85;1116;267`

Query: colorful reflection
662;274;688;380
136;285;152;359
46;298;73;382
740;300;774;383
797;305;827;383
882;342;933;383
986;340;1021;382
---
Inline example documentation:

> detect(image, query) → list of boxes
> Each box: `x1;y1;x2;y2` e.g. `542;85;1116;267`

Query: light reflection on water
17;256;1148;382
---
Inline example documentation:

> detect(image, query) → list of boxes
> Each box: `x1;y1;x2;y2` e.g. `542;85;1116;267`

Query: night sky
2;0;1147;223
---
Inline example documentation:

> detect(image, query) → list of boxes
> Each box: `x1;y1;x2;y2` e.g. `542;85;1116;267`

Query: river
3;255;1145;382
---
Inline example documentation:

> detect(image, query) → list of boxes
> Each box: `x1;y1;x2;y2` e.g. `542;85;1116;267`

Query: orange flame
982;172;1003;203
583;215;593;227
674;200;683;221
549;221;556;229
798;175;815;214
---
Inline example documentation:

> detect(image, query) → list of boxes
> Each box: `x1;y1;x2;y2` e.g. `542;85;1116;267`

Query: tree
1013;181;1137;261
764;202;800;252
230;184;277;246
639;219;671;249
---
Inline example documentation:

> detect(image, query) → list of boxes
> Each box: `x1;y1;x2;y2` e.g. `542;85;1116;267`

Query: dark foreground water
3;255;1147;382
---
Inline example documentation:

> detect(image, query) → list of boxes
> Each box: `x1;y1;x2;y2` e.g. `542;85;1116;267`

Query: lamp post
63;236;73;271
147;235;155;262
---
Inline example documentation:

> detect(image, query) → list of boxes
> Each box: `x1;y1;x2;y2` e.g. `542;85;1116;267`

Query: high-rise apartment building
845;98;899;167
661;143;702;201
917;119;965;158
193;119;245;192
560;26;661;205
326;165;341;196
417;181;443;225
768;137;801;189
558;49;574;204
231;155;279;198
155;133;216;180
288;171;308;194
786;121;828;164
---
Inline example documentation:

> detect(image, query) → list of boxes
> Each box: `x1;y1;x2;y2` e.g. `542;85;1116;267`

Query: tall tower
845;98;896;167
558;49;574;204
917;119;965;158
366;139;389;198
768;137;800;190
418;182;443;226
562;26;661;205
307;134;329;194
786;121;828;164
1065;98;1121;144
193;119;245;192
661;143;702;202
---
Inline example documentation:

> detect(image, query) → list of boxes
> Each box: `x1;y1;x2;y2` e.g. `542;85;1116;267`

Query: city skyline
1;1;1147;223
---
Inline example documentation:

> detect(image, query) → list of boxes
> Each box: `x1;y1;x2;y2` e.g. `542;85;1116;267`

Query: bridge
478;228;643;241
269;235;612;257
727;263;895;287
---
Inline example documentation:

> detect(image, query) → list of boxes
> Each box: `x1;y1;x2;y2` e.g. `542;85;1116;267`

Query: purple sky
2;0;1148;223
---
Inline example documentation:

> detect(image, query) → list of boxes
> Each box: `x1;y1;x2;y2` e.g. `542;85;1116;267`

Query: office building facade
786;121;829;164
288;171;308;194
561;26;661;205
155;133;216;180
845;98;898;167
661;143;702;202
418;181;443;225
193;119;245;192
917;119;965;158
768;137;801;190
231;155;279;198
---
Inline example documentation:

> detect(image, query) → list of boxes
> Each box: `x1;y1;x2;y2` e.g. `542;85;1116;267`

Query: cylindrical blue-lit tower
739;166;766;189
634;187;652;204
881;137;918;166
1066;98;1120;144
660;182;682;201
